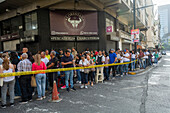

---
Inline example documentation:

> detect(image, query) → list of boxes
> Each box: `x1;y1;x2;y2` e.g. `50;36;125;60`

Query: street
0;53;169;113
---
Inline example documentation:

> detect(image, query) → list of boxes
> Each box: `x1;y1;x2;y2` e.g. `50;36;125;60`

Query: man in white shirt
41;52;49;65
144;49;149;67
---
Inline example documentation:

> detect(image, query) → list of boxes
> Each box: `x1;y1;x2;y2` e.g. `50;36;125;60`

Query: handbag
0;65;3;87
31;75;37;87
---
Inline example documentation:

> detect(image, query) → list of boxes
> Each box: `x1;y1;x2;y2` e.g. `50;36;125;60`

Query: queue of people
0;47;159;108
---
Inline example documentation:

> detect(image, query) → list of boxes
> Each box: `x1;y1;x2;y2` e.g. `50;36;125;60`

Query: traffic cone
49;81;62;102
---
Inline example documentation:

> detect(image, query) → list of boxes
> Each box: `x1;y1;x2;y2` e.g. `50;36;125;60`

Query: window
25;12;38;31
2;20;11;35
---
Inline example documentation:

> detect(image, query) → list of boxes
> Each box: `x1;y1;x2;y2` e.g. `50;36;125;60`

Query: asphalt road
0;53;170;113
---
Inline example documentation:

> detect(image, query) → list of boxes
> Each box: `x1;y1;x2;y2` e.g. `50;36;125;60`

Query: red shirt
32;61;47;73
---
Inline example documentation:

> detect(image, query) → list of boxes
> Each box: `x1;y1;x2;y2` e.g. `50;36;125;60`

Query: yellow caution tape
0;60;137;77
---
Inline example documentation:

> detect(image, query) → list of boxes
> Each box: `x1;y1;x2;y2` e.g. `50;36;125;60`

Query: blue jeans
80;72;88;84
65;70;74;88
131;58;136;70
139;59;145;68
154;58;158;64
76;69;81;81
148;57;152;66
117;65;123;75
104;67;109;80
124;62;129;73
14;76;21;96
35;74;46;98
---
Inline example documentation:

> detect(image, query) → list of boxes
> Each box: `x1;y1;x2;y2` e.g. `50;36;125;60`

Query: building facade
0;0;158;53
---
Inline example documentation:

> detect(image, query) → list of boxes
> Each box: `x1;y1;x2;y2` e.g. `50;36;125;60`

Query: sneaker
61;85;66;89
76;81;79;84
28;99;33;102
42;96;46;99
1;105;6;109
85;85;88;89
91;82;94;86
19;101;28;105
66;88;70;92
80;85;84;89
10;103;14;107
36;97;43;101
121;75;123;77
70;87;76;91
79;81;82;84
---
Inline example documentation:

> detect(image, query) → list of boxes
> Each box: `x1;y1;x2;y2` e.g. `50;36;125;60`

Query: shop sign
0;32;19;41
20;36;37;42
50;36;75;41
119;30;131;40
77;37;99;41
131;29;140;42
50;10;98;36
106;26;113;33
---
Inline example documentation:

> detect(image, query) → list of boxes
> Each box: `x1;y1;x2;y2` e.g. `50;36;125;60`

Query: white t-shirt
123;53;130;62
144;51;149;59
79;59;89;72
120;57;124;63
41;57;49;65
131;54;136;59
3;65;15;82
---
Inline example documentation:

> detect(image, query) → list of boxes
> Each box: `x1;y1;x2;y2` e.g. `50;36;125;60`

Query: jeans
14;76;21;96
1;79;15;105
154;58;158;64
104;67;109;80
88;71;94;82
76;69;81;81
19;75;32;102
139;59;145;68
131;58;136;70
148;57;152;66
35;74;46;98
109;66;116;77
80;72;88;84
123;62;129;73
144;59;148;68
117;65;123;75
65;70;74;88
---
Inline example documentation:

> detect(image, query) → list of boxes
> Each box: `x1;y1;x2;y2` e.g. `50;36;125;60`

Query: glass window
25;12;38;31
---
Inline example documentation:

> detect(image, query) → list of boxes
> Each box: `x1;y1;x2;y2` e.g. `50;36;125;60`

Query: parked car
161;51;166;55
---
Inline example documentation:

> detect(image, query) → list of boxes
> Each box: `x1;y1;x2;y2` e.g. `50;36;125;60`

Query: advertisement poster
131;29;140;42
50;10;98;36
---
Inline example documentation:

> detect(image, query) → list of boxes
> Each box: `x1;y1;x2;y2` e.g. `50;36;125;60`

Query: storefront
119;30;133;51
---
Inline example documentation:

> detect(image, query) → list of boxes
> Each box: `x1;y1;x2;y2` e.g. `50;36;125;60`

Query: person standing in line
45;50;51;60
47;51;58;89
154;51;159;64
123;50;130;75
96;51;105;65
79;55;89;89
61;50;76;92
41;52;49;91
41;52;49;65
144;49;149;68
10;52;21;98
148;51;153;66
87;55;95;86
75;55;81;84
72;47;77;60
32;54;47;100
0;53;3;65
131;50;136;71
104;52;109;80
17;53;32;104
109;49;117;78
0;57;15;108
139;50;145;69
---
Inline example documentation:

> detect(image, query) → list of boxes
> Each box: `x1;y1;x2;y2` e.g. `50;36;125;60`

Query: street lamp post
133;0;137;53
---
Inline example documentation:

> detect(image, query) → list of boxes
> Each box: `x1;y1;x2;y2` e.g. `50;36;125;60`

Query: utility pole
133;0;137;53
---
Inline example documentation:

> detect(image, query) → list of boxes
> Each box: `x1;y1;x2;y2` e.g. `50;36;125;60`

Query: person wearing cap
109;49;117;78
61;50;76;92
123;49;130;75
17;53;32;104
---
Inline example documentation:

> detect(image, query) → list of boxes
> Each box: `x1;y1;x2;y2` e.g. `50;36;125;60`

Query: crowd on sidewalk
0;47;159;108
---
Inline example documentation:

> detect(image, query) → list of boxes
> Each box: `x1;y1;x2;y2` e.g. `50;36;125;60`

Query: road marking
122;86;144;90
163;65;170;67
